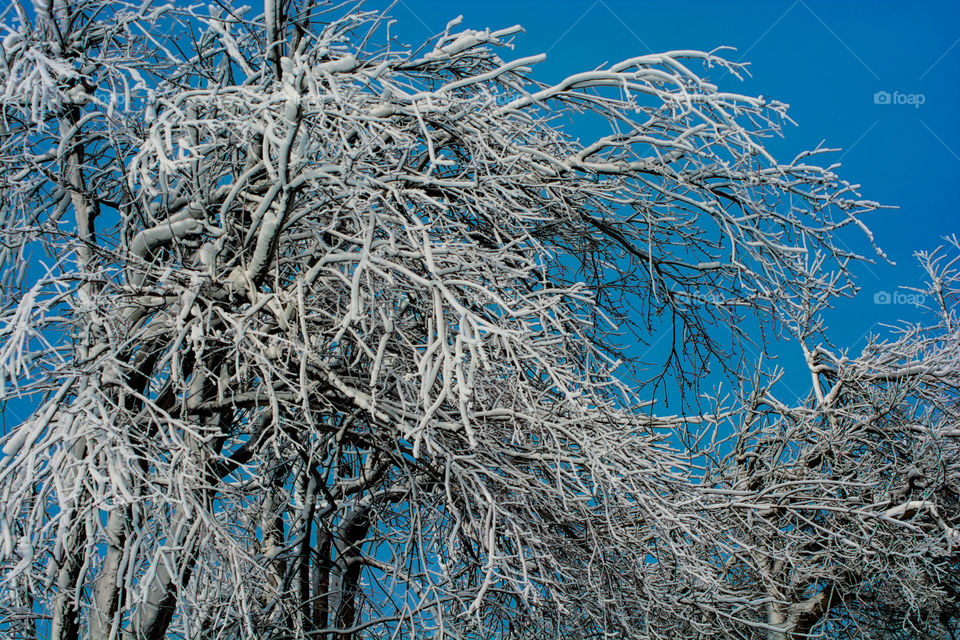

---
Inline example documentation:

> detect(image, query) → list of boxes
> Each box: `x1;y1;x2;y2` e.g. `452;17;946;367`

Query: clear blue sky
385;0;959;335
376;0;960;401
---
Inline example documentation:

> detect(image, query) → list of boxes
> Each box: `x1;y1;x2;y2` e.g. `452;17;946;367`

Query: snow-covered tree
0;2;957;639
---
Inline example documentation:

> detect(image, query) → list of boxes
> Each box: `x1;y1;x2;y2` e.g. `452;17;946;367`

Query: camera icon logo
874;291;891;304
874;91;891;105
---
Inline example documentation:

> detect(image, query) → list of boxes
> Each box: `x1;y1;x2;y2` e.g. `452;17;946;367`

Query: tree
0;2;957;639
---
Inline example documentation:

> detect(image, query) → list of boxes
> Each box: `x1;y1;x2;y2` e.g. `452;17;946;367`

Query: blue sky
384;0;960;337
375;0;960;402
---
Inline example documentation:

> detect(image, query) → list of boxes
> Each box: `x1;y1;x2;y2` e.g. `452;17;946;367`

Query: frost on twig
0;3;956;640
